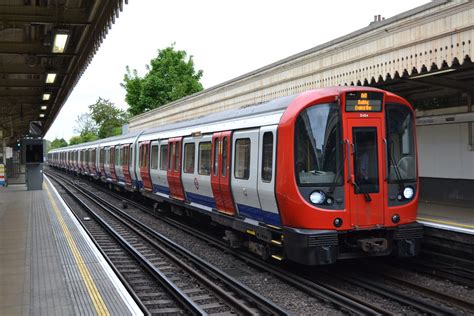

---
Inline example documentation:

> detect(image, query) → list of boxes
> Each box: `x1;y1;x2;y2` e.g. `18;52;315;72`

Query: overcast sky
45;0;429;141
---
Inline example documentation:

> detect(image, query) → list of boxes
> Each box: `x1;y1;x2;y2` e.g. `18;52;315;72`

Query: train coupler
358;238;388;253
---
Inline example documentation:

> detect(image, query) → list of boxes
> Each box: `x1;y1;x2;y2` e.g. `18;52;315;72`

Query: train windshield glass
295;103;343;186
386;104;417;182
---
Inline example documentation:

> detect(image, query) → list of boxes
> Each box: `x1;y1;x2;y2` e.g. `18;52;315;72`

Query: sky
45;0;429;141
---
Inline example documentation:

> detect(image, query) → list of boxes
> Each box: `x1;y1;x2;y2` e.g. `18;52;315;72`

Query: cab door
211;131;236;215
347;118;385;228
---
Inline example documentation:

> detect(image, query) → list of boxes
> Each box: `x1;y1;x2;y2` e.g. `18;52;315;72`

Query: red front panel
167;138;185;201
346;118;385;228
139;141;153;191
110;146;117;182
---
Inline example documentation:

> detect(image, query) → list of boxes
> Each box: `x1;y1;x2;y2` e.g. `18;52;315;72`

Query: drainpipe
468;93;473;151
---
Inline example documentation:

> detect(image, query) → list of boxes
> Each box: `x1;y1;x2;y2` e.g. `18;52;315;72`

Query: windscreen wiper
389;140;405;191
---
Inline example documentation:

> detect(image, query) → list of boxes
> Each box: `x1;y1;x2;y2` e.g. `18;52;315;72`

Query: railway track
46;172;287;315
47;169;473;315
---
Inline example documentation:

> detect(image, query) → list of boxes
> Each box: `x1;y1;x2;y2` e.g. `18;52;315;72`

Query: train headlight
310;191;326;205
334;218;343;227
392;214;400;223
403;186;414;200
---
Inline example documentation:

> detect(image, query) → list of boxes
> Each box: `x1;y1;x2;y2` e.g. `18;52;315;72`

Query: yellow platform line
45;183;110;316
417;217;474;230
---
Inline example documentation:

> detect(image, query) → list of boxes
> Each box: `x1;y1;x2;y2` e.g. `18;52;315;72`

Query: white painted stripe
45;175;143;315
417;220;474;235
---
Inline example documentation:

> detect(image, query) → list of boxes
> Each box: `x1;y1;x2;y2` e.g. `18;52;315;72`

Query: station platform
418;201;474;235
0;179;143;315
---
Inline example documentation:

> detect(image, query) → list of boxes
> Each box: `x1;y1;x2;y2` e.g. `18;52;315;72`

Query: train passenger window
213;139;219;176
129;147;133;168
262;132;273;182
169;143;174;170
234;138;250;180
183;143;195;173
115;148;120;166
160;145;168;170
151;145;159;170
198;142;211;175
222;137;227;176
174;142;180;171
100;149;105;164
139;145;144;168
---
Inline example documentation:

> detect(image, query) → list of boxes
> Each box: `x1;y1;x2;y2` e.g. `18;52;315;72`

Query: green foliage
121;44;204;116
50;138;68;150
74;113;97;137
89;98;128;138
69;132;98;145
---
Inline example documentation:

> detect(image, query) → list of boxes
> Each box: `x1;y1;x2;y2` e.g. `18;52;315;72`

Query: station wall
417;122;474;205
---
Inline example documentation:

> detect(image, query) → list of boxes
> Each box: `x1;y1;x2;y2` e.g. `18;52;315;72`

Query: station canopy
0;0;126;146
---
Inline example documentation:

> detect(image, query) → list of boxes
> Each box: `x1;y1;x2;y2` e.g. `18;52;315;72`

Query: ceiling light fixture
39;114;45;118
46;73;56;84
409;68;456;79
52;32;69;53
41;105;47;110
43;93;50;100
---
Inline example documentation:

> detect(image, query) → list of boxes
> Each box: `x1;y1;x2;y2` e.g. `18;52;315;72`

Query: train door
167;138;186;200
211;131;236;215
231;129;262;218
257;126;280;225
122;144;132;186
110;146;117;182
149;140;160;192
139;141;152;191
346;118;385;228
115;146;124;183
152;141;170;195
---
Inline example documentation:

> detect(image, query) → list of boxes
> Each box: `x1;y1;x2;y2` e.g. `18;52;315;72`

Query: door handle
242;187;248;196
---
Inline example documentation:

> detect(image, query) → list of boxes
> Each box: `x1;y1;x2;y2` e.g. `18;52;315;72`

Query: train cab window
295;103;342;186
160;145;168;170
234;138;250;180
183;143;195;173
213;139;219;176
198;142;211;175
386;104;416;182
222;137;228;176
151;144;159;170
262;132;273;182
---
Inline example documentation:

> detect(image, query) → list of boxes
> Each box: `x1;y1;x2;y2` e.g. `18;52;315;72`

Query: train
48;87;423;265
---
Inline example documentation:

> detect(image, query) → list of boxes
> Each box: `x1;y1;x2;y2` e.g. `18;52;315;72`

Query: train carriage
49;87;423;265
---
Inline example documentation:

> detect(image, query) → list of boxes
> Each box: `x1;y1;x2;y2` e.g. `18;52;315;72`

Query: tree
50;138;68;149
69;132;98;145
89;98;128;139
74;113;97;136
121;44;204;116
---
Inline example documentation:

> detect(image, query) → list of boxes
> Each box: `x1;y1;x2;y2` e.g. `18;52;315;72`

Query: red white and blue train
48;87;423;265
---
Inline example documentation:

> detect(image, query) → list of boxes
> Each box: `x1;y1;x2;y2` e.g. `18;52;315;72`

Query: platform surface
0;180;142;315
418;201;474;235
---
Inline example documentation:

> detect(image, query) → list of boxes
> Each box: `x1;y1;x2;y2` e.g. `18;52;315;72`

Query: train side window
151;144;159;170
222;137;228;176
198;142;211;175
115;147;120;166
183;143;195;173
169;143;174;170
262;132;273;182
174;142;180;171
129;147;133;168
234;138;250;180
139;145;143;168
213;139;219;176
160;145;168;170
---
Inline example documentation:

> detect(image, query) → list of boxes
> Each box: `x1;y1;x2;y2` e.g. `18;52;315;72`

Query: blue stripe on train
186;192;216;209
237;203;282;227
153;184;170;195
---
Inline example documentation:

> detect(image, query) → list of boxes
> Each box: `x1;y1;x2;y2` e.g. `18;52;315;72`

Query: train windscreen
295;103;343;186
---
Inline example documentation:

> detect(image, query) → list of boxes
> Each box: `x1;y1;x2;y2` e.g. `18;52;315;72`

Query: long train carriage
48;87;423;265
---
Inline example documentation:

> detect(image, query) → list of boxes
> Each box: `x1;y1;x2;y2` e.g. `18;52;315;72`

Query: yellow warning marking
246;229;256;236
266;224;281;230
271;239;282;246
45;183;110;316
417;217;474;229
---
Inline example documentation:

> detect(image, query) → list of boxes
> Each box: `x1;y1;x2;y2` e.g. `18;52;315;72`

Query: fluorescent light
410;68;456;79
41;105;47;110
39;114;45;118
46;73;56;84
42;93;50;100
52;33;69;53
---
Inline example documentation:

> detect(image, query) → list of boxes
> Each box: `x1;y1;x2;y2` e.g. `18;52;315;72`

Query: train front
276;87;423;265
